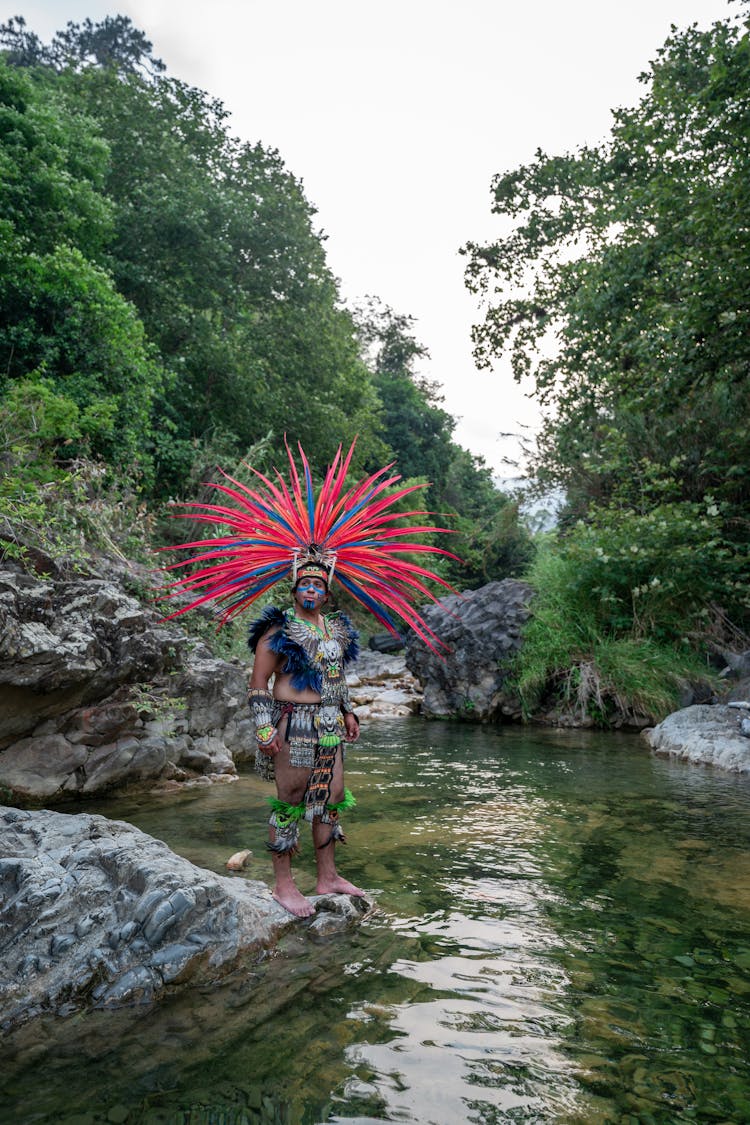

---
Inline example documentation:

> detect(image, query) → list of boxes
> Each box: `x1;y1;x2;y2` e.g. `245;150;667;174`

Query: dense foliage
355;300;533;587
0;60;161;474
464;6;749;717
0;14;525;600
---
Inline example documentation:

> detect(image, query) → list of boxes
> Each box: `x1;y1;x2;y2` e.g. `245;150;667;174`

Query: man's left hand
344;713;360;742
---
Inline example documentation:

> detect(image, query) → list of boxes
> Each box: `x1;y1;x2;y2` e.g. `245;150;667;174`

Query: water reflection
4;721;750;1123
335;735;586;1124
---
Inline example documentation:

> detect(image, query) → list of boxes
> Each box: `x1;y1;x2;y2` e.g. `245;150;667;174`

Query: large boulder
644;703;750;772
0;566;253;803
0;806;371;1031
405;580;533;721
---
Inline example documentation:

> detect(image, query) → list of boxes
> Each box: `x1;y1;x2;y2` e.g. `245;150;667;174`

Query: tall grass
513;545;714;725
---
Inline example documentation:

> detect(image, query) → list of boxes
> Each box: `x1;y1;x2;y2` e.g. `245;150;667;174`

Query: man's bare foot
272;885;316;917
316;875;366;897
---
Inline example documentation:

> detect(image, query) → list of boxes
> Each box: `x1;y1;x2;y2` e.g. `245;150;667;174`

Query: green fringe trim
318;733;341;748
267;788;356;824
267;797;306;827
327;788;357;813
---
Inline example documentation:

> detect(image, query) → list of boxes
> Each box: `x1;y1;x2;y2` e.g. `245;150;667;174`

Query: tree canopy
0;14;530;595
463;7;750;638
356;300;533;587
0;59;160;471
0;17;383;493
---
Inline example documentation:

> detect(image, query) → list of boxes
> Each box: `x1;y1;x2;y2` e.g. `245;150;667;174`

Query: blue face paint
295;578;327;612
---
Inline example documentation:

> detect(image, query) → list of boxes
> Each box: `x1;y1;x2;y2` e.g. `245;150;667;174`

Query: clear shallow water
5;721;750;1124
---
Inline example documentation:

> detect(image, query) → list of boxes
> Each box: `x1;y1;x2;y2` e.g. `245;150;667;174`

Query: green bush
561;500;747;642
0;377;153;565
513;542;715;725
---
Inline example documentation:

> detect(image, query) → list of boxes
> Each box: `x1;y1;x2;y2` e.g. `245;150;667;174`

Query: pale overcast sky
6;0;735;475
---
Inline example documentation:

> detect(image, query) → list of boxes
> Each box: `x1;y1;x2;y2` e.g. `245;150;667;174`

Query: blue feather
204;538;284;550
247;606;360;683
197;565;288;607
247;606;287;652
226;562;289;586
252;498;298;535
333;611;360;664
304;461;315;537
325;484;380;537
269;625;321;691
247;606;320;690
220;572;287;616
335;572;401;635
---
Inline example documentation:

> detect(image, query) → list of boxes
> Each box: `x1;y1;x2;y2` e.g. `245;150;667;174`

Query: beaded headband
292;551;334;587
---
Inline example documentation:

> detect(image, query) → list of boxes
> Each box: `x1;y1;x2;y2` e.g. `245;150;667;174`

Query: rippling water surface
6;721;750;1124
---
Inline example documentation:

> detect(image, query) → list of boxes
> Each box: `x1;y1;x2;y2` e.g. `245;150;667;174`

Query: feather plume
162;439;458;652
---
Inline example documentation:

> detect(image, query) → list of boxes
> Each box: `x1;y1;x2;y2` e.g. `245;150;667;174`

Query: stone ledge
643;704;750;773
0;806;373;1031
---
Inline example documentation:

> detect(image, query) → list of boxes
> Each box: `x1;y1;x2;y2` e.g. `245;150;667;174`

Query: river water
5;720;750;1124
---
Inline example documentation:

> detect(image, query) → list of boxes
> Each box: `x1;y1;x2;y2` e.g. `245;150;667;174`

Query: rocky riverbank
3;549;748;804
349;649;422;719
0;563;254;803
0;559;423;807
0;805;371;1032
644;696;750;774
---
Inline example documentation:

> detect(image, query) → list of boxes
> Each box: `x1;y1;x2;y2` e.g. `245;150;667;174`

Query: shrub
513;542;716;725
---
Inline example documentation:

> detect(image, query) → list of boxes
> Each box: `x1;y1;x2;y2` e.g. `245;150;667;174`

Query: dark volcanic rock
405;580;534;721
0;806;371;1031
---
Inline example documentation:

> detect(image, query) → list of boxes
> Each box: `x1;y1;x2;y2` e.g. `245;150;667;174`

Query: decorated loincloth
254;699;347;781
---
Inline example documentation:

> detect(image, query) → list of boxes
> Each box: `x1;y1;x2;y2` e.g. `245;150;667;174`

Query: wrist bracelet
256;724;277;747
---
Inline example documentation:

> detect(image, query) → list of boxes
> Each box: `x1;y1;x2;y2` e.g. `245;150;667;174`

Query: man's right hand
258;728;283;756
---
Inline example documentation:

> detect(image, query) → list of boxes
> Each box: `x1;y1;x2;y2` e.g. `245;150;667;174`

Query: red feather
162;440;459;652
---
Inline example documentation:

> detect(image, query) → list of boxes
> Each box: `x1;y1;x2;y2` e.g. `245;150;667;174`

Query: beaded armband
248;688;276;745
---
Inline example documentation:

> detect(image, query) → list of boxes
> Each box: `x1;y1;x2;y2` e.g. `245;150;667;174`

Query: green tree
463;7;750;633
0;59;159;473
356;299;533;588
356;299;459;488
0;14;164;75
2;16;387;495
66;62;382;493
0;58;110;256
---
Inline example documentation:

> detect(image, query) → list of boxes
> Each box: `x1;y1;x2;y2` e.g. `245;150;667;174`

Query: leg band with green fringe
321;789;357;818
317;788;357;848
267;788;356;851
267;797;306;854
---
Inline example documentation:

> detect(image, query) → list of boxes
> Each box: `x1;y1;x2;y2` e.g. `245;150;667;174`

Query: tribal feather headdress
162;439;458;652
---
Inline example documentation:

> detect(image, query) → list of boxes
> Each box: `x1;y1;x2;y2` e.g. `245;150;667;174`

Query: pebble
107;1107;130;1124
226;849;252;871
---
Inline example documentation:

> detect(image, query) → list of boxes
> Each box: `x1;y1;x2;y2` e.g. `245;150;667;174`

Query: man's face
294;576;327;612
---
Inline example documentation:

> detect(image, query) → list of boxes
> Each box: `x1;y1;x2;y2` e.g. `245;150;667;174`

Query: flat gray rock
644;704;750;773
0;807;371;1031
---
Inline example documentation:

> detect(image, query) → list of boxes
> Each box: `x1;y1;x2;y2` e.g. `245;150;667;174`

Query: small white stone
226;849;252;871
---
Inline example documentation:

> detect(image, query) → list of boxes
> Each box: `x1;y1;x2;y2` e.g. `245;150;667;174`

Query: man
165;439;453;916
247;560;362;917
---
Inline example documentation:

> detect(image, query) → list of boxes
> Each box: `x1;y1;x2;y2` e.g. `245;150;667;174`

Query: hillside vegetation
0;14;530;613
